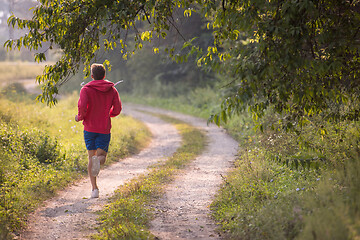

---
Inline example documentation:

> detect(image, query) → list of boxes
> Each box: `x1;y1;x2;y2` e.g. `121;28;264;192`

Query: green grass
93;114;207;239
211;137;320;239
211;113;360;239
0;91;151;239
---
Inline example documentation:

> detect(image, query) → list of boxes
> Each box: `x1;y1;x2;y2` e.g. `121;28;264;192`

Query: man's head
91;63;106;80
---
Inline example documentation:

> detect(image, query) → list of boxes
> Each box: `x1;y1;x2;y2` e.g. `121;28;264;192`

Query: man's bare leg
87;150;97;191
88;148;107;191
96;148;107;165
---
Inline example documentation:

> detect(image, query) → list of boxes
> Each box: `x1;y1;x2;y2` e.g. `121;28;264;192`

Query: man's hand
75;115;79;122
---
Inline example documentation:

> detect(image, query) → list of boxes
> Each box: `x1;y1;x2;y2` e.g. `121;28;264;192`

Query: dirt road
20;104;238;240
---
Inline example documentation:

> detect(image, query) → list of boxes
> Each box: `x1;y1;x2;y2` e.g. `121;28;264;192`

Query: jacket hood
84;80;114;92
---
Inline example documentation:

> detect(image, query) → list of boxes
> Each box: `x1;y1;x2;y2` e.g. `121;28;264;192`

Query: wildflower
270;179;274;182
274;195;278;199
296;188;300;191
316;178;320;181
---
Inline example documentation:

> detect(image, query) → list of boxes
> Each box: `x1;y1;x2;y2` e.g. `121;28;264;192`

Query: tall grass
211;112;360;239
0;90;151;239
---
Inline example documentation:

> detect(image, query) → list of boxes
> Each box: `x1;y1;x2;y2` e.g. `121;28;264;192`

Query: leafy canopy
5;0;192;105
202;0;360;130
5;0;360;129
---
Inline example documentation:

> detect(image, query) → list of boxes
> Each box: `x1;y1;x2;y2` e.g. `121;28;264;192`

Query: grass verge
93;114;207;239
211;113;360;239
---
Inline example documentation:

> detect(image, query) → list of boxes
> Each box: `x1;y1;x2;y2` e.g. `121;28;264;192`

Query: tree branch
166;15;186;42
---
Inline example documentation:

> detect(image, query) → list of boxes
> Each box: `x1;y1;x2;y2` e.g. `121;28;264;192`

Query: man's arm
110;89;122;117
76;88;89;121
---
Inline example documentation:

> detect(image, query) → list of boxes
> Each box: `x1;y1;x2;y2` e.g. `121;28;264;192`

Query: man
75;63;122;198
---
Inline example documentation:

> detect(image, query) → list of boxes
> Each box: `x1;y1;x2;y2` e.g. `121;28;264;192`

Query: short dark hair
91;63;106;80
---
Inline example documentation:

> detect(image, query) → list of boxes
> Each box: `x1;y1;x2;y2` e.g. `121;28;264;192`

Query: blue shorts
84;130;111;152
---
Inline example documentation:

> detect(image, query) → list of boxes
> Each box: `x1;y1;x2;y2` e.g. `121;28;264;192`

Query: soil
18;103;239;240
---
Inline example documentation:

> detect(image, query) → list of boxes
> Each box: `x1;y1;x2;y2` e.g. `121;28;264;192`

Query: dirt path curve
128;104;239;240
20;107;182;240
20;103;239;240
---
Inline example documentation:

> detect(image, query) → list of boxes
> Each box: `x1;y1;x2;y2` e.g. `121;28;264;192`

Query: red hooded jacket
77;80;122;134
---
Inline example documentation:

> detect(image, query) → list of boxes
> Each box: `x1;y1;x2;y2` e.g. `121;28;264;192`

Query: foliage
94;114;206;239
211;109;360;239
5;0;360;129
0;115;74;238
211;131;321;239
199;0;360;128
298;155;360;240
4;0;196;105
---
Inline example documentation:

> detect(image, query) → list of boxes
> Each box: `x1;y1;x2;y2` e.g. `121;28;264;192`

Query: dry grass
0;62;50;85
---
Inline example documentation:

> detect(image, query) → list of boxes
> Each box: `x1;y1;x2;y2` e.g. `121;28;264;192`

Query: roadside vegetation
94;114;206;239
121;93;360;239
0;84;151;239
212;113;360;239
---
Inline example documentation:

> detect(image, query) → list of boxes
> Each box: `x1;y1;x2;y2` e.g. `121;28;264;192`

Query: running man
75;63;122;198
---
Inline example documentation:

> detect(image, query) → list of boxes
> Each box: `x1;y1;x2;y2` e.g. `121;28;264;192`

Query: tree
1;0;38;60
5;0;196;105
5;0;360;129
201;0;360;129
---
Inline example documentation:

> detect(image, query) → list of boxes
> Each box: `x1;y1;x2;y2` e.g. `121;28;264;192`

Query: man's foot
91;189;99;198
91;155;100;177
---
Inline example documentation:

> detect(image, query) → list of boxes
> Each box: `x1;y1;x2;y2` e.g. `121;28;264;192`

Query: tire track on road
20;106;181;240
127;104;239;240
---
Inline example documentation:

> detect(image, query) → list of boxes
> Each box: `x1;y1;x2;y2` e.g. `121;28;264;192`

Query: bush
0;121;69;235
211;141;320;239
0;124;62;165
20;130;62;164
212;107;360;239
1;83;33;102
